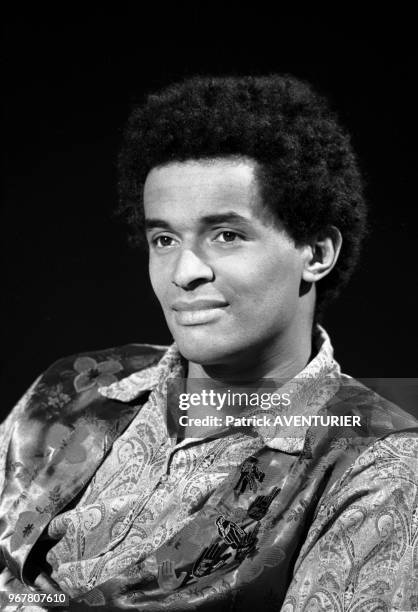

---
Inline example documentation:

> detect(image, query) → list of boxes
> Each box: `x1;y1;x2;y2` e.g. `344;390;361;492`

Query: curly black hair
118;74;367;311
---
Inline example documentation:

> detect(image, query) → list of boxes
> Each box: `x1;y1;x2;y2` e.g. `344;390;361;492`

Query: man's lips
171;299;229;325
171;299;228;312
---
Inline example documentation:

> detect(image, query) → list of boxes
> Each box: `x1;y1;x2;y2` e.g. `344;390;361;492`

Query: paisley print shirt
0;327;417;611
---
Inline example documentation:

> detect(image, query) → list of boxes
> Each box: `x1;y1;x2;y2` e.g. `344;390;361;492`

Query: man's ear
301;226;342;283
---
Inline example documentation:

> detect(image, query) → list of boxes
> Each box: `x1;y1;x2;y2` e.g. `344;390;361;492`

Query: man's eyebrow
199;212;252;227
145;212;252;231
145;218;174;232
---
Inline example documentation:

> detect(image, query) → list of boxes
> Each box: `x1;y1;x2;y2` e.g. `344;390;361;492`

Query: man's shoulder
329;373;418;434
41;341;169;388
3;342;170;427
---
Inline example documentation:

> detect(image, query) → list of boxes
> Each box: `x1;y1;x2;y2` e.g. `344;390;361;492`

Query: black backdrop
2;14;417;417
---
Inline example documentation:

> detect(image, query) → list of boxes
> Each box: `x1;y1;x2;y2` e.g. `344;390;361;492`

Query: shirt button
159;475;169;483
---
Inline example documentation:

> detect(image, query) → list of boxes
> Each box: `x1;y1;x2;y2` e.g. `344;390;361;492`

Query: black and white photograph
2;13;417;611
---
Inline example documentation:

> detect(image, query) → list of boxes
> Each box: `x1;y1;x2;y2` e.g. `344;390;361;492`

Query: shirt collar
98;325;341;453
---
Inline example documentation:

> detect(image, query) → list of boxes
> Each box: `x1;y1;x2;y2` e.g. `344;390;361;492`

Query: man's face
143;158;308;366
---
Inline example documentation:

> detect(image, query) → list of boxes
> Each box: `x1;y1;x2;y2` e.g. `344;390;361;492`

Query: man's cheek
151;288;169;315
149;270;167;299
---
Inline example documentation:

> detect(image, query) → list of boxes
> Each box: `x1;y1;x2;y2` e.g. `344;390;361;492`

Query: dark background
2;14;417;416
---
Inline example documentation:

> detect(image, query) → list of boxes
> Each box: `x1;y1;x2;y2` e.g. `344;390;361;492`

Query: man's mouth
171;299;229;325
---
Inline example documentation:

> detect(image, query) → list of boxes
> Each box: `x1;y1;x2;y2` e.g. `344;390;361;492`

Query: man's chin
175;343;229;366
172;333;237;367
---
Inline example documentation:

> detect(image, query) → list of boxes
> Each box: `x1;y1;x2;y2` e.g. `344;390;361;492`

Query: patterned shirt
0;326;417;610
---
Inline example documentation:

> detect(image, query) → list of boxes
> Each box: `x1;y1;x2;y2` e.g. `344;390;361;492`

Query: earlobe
302;227;342;283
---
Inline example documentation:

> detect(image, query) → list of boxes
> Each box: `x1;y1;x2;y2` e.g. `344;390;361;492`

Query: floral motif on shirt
73;356;123;393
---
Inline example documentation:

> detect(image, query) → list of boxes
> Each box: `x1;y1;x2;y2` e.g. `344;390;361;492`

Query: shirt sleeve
283;432;418;611
0;377;41;494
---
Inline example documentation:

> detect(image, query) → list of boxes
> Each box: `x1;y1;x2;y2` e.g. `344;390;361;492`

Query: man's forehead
143;158;259;206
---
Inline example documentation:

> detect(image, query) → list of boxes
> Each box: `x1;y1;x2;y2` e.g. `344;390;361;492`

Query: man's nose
172;248;214;288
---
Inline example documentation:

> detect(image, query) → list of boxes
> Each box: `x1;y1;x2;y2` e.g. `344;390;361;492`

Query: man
1;75;417;611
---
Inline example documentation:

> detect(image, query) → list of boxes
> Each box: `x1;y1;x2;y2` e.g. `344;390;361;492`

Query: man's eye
214;231;242;243
152;235;176;248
